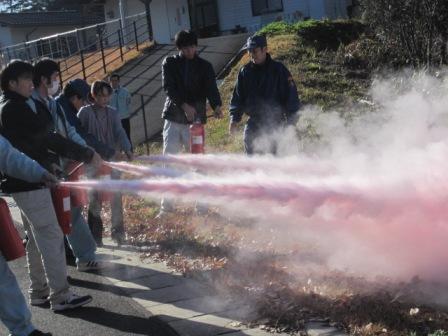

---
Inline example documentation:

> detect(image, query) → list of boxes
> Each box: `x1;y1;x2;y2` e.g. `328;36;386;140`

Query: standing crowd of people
0;29;299;336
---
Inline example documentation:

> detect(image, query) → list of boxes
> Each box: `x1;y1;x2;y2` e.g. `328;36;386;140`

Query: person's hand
89;151;104;169
182;103;196;122
50;163;64;177
41;171;59;187
125;151;134;162
213;106;223;119
229;121;239;135
113;152;127;161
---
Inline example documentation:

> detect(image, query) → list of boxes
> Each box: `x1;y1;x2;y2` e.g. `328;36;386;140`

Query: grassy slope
205;34;370;153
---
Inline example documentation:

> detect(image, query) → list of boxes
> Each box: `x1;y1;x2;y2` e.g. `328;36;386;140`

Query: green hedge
259;19;367;51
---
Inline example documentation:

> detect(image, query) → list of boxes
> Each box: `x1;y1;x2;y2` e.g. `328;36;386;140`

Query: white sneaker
51;292;92;311
76;260;104;272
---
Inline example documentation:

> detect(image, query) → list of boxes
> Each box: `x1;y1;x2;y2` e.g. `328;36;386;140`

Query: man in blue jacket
0;135;56;336
109;73;132;147
229;35;300;154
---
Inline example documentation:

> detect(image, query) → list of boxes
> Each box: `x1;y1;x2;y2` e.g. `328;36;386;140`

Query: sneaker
28;330;52;336
30;295;49;306
51;293;92;312
77;260;104;272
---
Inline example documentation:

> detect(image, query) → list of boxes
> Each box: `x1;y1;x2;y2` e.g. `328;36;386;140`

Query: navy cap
67;78;90;100
245;35;267;50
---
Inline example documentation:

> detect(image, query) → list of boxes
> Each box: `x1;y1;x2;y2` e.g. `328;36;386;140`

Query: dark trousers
244;124;277;155
87;170;125;245
121;118;132;149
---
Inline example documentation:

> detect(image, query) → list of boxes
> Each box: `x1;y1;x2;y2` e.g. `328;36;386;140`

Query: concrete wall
0;26;13;48
104;0;190;44
215;0;349;34
104;0;147;45
149;0;171;44
323;0;349;19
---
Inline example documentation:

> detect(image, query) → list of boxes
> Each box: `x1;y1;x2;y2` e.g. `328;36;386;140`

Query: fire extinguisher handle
67;162;84;177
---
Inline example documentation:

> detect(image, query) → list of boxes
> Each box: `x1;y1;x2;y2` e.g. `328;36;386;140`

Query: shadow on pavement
61;307;179;336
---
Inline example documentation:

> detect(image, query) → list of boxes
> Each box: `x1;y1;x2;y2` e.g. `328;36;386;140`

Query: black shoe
28;330;52;336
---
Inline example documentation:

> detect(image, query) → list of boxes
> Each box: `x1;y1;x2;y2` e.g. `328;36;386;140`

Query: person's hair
174;30;198;48
0;60;33;92
91;80;112;97
63;79;87;100
110;73;120;80
33;58;59;87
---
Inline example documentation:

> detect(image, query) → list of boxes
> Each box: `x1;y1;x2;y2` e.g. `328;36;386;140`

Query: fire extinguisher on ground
190;119;205;154
0;198;26;261
51;185;72;235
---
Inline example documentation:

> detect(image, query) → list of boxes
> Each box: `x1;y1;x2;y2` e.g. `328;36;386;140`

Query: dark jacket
162;54;222;124
56;94;115;160
229;53;300;130
0;90;94;193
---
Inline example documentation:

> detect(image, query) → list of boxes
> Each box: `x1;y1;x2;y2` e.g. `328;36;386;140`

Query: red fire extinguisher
51;185;72;235
67;162;88;207
96;163;113;202
0;198;25;261
190;120;205;154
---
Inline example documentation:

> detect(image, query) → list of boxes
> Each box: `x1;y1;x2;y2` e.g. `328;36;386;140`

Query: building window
251;0;283;16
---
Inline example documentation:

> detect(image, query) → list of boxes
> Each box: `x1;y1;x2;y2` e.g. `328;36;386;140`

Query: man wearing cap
56;79;118;270
229;34;300;155
56;79;116;160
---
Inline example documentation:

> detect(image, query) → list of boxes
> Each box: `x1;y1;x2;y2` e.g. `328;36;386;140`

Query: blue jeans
66;206;97;264
0;254;35;336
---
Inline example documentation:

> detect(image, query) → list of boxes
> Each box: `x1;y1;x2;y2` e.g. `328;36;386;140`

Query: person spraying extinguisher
0;134;55;336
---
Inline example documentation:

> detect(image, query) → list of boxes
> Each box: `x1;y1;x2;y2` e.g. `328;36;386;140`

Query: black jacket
162;54;222;124
56;94;115;160
0;90;94;193
229;53;300;130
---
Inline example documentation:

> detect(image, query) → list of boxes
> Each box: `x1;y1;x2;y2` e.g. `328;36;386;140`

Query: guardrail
0;12;152;86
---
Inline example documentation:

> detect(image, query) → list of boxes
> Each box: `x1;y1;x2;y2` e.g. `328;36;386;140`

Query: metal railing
58;12;151;85
0;12;152;86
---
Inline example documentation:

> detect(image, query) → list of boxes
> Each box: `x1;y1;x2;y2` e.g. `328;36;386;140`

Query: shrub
259;20;367;51
295;19;367;51
258;21;297;36
335;36;385;69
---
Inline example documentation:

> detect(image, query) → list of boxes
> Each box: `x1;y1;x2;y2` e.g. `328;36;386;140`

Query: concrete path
114;33;249;146
95;240;291;336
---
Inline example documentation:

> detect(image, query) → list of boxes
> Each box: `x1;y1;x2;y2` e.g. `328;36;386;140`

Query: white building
0;11;102;50
104;0;351;44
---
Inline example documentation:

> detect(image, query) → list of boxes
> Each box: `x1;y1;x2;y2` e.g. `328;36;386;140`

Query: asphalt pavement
0;256;179;336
